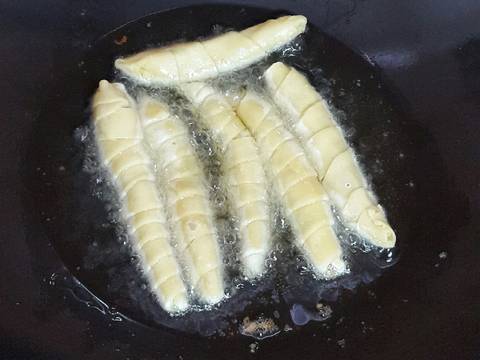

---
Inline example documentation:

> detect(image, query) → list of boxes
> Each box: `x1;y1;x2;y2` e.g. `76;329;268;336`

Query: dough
236;90;345;278
139;97;224;304
264;62;396;248
181;83;270;278
92;80;188;313
115;15;307;85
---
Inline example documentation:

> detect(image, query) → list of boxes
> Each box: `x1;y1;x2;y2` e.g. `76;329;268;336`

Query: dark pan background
1;1;479;359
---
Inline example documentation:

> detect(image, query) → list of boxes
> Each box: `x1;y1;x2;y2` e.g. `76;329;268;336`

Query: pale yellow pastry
139;97;224;304
263;62;396;248
115;15;307;85
180;82;270;278
236;90;346;277
92;80;189;313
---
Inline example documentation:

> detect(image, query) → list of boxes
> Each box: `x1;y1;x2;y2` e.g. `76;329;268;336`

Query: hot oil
73;36;400;337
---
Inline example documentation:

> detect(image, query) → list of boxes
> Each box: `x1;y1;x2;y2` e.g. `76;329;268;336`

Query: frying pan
1;1;479;359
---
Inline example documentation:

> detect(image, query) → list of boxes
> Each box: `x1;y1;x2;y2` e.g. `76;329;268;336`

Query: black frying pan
2;2;479;359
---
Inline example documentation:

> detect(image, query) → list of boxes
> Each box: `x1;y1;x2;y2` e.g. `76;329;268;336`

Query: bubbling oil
74;38;399;337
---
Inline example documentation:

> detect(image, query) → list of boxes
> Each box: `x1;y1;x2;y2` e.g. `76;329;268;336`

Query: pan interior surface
25;3;454;349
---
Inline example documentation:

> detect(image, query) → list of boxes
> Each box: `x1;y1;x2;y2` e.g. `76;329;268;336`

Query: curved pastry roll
180;82;270;278
236;90;345;277
263;62;396;248
92;80;189;313
139;97;224;304
115;15;307;85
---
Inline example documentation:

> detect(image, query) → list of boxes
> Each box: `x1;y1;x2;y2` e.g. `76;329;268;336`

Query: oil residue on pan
28;5;417;338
